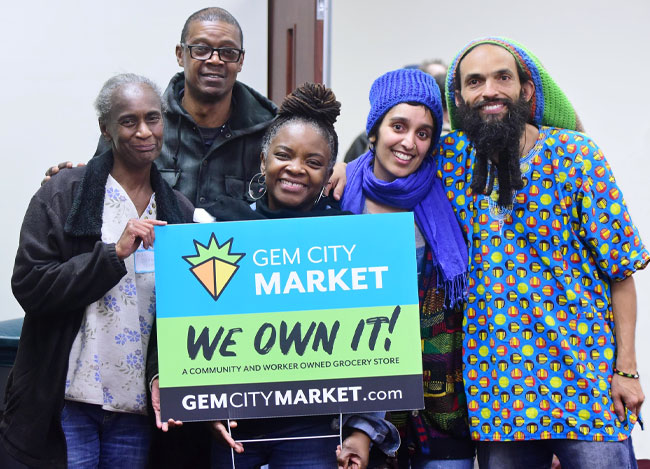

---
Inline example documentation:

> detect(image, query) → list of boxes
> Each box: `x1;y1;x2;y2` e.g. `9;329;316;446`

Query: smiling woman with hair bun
151;82;399;469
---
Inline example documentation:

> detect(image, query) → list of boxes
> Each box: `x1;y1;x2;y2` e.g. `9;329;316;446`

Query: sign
155;212;423;421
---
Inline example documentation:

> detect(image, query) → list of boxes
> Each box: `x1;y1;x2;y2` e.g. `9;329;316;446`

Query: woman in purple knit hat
341;68;474;468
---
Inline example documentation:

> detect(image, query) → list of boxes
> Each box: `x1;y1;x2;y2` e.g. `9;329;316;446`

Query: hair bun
279;82;341;128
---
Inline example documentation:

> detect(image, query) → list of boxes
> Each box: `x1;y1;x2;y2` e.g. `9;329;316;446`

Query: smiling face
176;20;244;103
456;44;533;122
261;122;332;212
100;83;163;169
371;103;434;182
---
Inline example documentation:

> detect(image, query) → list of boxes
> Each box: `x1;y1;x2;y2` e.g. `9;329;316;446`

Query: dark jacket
1;151;194;468
96;73;277;207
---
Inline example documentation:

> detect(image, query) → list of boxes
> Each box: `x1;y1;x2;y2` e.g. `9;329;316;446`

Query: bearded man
438;37;648;468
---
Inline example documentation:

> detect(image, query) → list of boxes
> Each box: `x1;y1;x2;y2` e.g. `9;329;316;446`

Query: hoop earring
248;172;266;200
314;185;326;206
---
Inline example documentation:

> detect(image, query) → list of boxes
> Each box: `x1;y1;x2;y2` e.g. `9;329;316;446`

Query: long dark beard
456;94;531;206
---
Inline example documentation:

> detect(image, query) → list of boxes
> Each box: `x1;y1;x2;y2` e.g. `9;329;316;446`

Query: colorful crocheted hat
446;37;579;131
367;68;444;152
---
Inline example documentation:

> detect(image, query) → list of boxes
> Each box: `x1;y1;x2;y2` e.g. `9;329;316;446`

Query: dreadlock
261;83;341;170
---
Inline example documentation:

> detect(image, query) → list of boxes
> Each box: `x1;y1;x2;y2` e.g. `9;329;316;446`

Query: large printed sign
155;213;423;421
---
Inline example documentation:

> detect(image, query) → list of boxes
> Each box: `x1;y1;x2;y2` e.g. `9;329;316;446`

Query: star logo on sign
183;234;245;301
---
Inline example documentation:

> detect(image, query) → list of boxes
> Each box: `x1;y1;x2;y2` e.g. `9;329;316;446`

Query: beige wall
331;0;650;457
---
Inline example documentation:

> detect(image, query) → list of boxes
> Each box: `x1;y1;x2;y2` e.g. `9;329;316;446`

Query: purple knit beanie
366;68;444;152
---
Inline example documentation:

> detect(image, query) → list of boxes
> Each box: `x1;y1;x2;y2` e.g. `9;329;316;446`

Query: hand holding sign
336;430;371;469
209;420;244;453
116;219;166;260
151;378;183;432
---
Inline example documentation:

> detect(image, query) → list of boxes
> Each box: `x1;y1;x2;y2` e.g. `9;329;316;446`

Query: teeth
281;180;305;187
483;104;503;111
393;151;413;161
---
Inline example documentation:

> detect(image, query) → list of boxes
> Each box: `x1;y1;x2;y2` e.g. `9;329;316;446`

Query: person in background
342;68;474;468
418;59;450;134
440;36;647;468
343;133;371;165
1;74;193;468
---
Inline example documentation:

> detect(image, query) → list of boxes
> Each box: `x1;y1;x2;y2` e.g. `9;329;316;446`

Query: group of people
2;5;647;469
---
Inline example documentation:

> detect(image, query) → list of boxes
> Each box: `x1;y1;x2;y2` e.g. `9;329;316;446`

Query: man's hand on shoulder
326;161;347;201
41;161;86;185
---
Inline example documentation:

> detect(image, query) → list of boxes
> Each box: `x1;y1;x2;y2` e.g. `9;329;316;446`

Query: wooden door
268;0;325;105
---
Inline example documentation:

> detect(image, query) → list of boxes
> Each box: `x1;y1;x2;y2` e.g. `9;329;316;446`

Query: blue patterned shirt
437;126;649;442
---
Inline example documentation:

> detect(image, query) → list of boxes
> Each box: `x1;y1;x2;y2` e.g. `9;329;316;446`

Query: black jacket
1;151;193;468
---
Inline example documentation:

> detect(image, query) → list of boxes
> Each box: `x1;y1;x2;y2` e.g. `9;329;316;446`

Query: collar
64;150;186;237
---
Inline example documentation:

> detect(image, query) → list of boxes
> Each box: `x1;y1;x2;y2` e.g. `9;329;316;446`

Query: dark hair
434;74;447;111
419;59;448;111
261;83;341;170
454;45;529;93
180;7;244;48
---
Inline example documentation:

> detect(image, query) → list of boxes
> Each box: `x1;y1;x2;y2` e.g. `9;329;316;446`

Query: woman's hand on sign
336;430;371;469
115;219;167;260
209;420;244;453
151;378;184;432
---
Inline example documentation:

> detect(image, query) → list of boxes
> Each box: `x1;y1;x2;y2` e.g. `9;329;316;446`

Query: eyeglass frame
181;43;244;63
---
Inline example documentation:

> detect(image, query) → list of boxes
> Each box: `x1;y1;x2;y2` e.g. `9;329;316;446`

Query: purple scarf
342;151;468;306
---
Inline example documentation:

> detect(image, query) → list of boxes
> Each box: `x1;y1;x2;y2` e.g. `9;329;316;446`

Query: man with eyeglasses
148;9;277;467
150;7;277;208
148;7;277;207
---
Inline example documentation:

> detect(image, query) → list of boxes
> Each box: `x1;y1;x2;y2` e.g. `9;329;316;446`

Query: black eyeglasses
182;43;244;62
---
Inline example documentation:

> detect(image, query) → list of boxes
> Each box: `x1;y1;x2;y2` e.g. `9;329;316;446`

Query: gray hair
94;73;165;123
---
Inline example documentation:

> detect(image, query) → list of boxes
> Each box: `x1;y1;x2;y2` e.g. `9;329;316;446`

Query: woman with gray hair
0;73;193;468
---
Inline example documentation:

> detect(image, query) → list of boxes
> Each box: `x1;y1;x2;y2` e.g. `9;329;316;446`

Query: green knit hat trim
446;37;578;131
